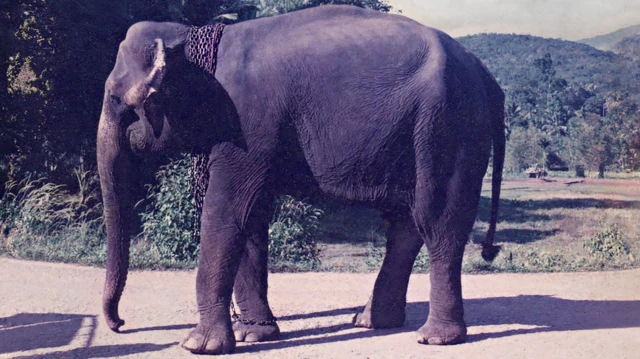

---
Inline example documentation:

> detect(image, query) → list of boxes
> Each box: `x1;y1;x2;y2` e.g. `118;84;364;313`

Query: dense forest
613;35;640;61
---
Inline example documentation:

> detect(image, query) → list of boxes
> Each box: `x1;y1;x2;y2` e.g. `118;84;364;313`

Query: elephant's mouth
124;91;168;152
142;91;165;138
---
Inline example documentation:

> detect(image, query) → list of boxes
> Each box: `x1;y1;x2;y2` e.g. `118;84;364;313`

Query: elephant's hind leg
232;195;280;343
354;210;423;329
412;152;487;345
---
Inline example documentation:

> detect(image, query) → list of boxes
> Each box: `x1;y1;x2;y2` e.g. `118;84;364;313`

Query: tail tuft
481;244;501;262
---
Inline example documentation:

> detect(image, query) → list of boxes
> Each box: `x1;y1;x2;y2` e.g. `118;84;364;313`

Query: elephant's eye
110;95;121;105
144;47;155;68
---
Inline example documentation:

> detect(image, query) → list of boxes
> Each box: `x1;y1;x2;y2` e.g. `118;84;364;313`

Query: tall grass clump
0;167;106;264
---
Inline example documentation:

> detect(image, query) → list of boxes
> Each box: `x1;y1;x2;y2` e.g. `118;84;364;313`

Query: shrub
268;195;323;271
584;224;630;263
138;154;198;263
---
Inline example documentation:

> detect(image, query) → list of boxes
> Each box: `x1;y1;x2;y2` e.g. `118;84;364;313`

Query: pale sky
388;0;640;40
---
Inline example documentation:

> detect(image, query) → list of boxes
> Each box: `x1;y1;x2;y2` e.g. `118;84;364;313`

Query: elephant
97;4;504;355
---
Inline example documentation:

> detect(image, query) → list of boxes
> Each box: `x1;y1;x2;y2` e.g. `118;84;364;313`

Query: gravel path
1;258;639;358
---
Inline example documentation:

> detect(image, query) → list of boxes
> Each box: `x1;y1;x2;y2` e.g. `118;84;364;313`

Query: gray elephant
97;5;504;355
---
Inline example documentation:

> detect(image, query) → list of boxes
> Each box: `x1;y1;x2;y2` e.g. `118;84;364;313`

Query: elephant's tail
481;84;505;262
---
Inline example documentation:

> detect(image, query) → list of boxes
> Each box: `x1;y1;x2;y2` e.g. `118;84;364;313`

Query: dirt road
1;258;639;358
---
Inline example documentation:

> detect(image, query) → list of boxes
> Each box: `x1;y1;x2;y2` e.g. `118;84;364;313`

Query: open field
317;178;640;273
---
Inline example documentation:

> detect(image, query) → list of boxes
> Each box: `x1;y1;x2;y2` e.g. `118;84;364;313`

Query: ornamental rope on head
185;24;224;248
185;24;225;76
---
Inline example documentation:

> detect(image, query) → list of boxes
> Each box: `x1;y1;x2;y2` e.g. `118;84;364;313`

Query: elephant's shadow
231;295;640;353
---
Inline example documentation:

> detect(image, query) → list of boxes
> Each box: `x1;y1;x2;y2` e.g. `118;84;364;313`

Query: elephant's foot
416;317;467;345
182;323;235;354
233;320;280;342
353;299;405;329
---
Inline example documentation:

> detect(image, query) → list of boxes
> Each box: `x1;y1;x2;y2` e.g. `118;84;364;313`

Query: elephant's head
98;20;242;332
97;22;190;332
101;23;190;155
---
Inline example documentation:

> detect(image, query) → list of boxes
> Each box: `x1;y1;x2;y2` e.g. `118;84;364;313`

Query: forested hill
457;33;640;175
457;33;640;101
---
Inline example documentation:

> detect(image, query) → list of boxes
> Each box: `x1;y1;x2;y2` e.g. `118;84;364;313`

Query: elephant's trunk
97;93;133;332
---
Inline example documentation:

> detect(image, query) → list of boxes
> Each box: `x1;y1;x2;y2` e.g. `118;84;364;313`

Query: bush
268;195;322;271
138;154;198;263
584;224;630;263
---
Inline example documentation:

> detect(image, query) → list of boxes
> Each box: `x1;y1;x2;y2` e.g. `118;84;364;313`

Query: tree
1;1;245;189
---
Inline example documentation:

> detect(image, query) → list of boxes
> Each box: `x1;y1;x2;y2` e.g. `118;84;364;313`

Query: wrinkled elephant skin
96;5;504;355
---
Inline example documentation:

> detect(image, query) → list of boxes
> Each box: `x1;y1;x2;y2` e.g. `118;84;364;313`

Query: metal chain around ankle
190;153;209;244
229;299;278;327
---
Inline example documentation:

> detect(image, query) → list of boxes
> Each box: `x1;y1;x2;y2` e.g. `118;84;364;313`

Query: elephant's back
220;5;439;72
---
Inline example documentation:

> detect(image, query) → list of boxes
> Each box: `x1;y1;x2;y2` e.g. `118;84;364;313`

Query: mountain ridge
456;33;640;103
578;24;640;50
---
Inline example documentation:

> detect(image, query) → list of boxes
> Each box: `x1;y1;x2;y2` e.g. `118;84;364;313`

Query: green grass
316;177;640;273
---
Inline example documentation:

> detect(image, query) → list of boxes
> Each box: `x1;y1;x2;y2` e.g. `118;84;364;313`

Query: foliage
0;0;243;190
458;34;640;100
504;126;546;173
612;34;640;61
253;0;391;17
138;155;323;268
268;195;323;270
139;154;198;263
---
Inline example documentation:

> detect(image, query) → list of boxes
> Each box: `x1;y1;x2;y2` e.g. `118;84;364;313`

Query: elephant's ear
123;38;166;105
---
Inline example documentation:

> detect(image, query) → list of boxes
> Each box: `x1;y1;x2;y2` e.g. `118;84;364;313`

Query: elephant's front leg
182;213;244;353
182;163;266;354
232;196;280;343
